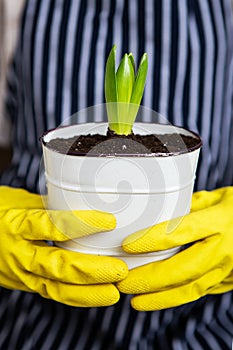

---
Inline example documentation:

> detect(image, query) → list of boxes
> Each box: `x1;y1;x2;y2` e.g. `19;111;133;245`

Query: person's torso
0;1;233;349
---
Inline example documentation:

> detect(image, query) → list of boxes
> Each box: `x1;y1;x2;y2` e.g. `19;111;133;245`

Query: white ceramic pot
41;122;202;269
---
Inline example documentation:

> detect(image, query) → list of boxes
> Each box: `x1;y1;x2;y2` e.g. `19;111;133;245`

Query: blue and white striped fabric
0;0;233;349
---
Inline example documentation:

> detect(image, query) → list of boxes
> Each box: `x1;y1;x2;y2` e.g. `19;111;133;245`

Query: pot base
55;240;181;269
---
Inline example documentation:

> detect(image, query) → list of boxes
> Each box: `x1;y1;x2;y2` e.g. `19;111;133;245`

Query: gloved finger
2;208;116;240
130;268;226;311
190;187;228;213
208;272;233;294
0;186;44;209
48;209;117;239
123;187;233;255
41;283;120;307
22;276;121;307
122;202;228;254
118;234;230;294
21;241;128;284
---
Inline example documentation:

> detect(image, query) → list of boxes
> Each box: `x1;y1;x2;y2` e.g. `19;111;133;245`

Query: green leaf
116;54;134;103
128;53;135;73
115;55;135;134
126;53;148;127
105;45;118;132
104;45;117;103
130;53;148;105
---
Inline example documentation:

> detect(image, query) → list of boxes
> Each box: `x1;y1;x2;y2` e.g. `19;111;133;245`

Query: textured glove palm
117;187;233;311
0;187;127;307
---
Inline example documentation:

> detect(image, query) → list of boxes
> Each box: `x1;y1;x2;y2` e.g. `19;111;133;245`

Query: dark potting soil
46;130;201;157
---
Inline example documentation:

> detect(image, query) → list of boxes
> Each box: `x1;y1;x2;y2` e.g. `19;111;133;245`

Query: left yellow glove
0;186;128;307
117;187;233;311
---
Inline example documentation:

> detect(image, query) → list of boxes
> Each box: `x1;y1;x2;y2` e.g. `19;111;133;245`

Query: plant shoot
105;45;148;135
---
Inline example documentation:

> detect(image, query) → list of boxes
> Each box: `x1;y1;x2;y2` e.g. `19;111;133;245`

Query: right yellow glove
0;186;128;307
118;187;233;311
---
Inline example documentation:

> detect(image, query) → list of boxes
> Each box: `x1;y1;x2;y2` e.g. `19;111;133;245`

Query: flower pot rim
40;122;202;158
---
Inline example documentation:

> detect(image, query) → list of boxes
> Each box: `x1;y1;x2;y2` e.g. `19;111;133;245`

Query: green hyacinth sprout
104;45;148;135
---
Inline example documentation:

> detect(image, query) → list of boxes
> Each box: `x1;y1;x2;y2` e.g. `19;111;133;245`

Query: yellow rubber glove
0;186;128;307
117;187;233;311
